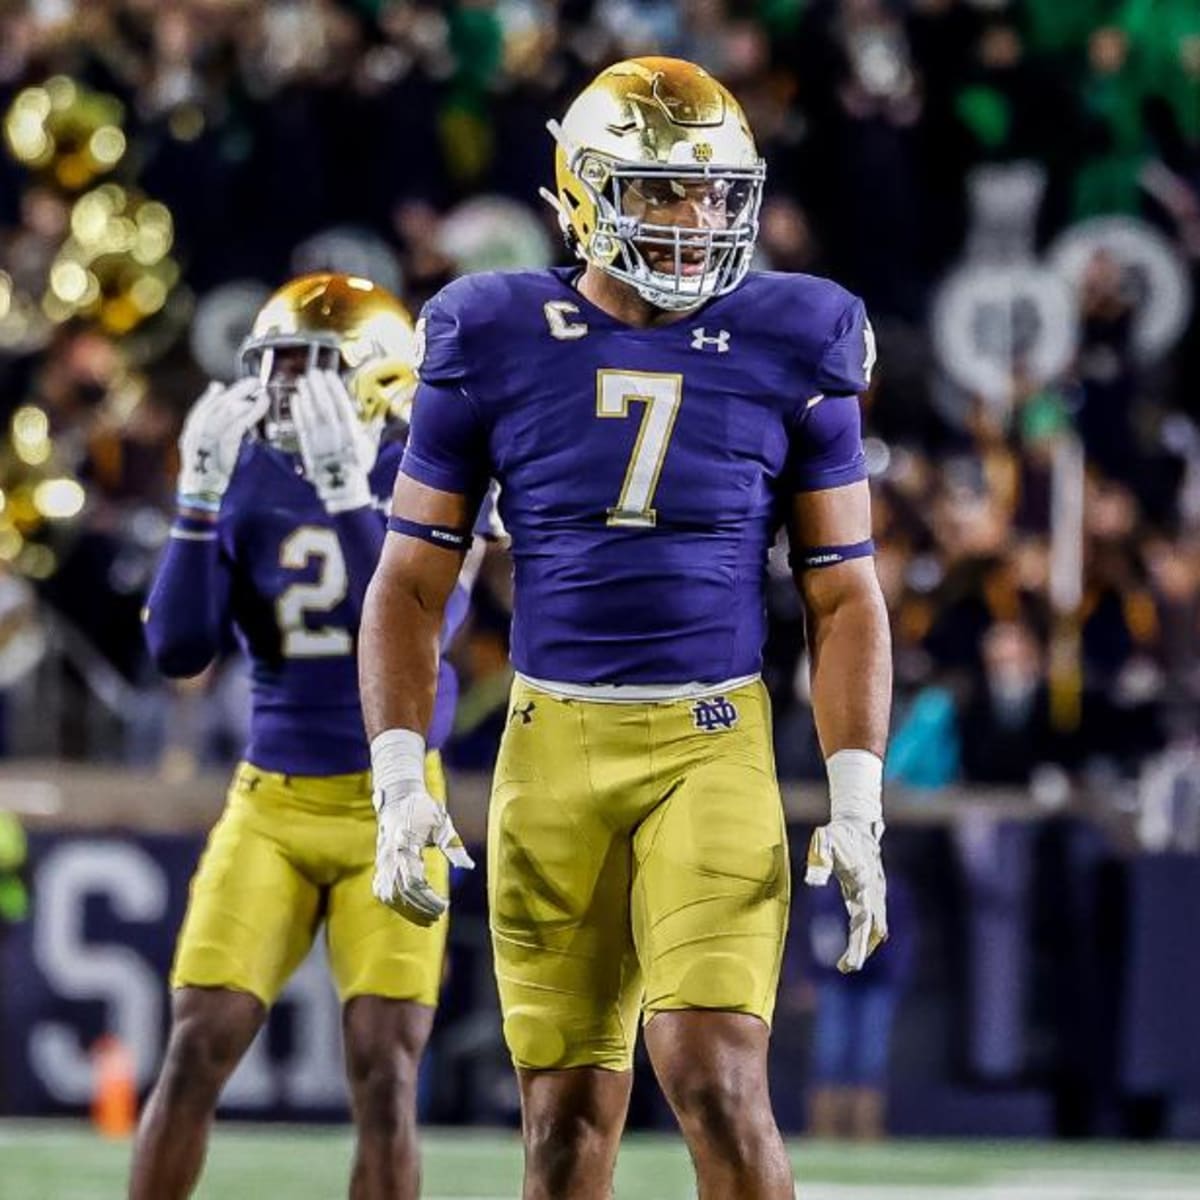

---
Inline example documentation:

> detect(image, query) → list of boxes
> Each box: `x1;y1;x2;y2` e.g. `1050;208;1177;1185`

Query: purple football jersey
403;268;872;687
144;436;466;774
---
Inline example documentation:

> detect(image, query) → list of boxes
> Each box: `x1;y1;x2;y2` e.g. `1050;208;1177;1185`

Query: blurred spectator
960;620;1061;785
885;681;961;789
798;872;917;1140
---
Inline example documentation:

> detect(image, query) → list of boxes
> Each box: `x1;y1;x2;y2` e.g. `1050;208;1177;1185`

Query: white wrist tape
370;728;427;808
826;749;883;824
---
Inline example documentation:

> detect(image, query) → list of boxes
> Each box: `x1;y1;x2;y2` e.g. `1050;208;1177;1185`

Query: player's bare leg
129;987;266;1200
342;995;434;1200
517;1066;632;1200
644;1010;794;1200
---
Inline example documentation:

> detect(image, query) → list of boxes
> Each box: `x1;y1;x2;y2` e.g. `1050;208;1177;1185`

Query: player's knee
666;1071;769;1162
345;1043;420;1128
525;1109;611;1187
159;1014;245;1102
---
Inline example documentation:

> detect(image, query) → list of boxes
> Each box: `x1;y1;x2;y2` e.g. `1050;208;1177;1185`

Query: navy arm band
791;539;875;570
386;515;469;550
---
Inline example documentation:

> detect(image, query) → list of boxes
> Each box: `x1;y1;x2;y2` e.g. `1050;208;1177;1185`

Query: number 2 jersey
142;436;470;775
402;267;873;687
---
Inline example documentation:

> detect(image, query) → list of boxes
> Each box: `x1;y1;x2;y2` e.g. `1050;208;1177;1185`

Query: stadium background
1;0;1200;1194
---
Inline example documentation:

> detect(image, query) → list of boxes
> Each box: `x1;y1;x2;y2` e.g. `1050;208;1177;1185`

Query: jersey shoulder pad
743;272;874;397
416;271;558;389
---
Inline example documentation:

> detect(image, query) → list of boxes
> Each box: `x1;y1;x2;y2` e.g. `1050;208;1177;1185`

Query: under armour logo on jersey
691;328;730;353
325;464;346;489
510;701;536;725
692;695;739;731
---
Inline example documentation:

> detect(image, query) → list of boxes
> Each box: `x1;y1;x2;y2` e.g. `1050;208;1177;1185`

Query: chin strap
538;186;584;261
631;280;708;312
537;186;568;228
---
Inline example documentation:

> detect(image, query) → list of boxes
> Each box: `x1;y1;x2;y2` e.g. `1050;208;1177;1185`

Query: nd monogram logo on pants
691;696;739;731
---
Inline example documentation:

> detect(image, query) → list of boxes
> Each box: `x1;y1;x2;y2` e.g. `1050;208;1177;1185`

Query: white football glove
292;368;378;514
805;819;888;973
805;750;888;973
177;377;269;508
371;730;474;925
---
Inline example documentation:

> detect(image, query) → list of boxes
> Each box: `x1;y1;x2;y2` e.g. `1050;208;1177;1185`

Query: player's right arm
142;378;267;676
359;473;474;739
360;288;489;924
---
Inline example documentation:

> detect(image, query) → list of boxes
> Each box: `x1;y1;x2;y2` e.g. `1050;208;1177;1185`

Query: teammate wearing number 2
361;57;892;1199
132;274;475;1200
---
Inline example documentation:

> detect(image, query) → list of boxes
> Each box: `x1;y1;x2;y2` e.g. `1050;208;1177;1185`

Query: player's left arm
790;479;892;975
787;291;891;973
791;481;891;761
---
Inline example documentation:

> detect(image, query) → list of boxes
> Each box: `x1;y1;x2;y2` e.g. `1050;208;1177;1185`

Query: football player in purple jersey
131;275;477;1200
360;58;892;1200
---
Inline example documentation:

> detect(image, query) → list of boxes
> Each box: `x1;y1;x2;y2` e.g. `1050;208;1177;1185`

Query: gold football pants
489;678;790;1071
172;756;449;1006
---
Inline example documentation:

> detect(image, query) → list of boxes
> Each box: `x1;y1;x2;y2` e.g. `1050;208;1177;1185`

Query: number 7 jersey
403;267;875;687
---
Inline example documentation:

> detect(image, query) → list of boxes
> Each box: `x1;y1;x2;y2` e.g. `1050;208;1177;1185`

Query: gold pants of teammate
172;756;449;1006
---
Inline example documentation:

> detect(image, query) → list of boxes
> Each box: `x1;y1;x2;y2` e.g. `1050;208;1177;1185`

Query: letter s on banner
30;842;167;1102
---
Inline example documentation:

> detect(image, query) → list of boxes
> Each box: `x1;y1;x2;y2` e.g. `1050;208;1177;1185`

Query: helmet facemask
546;121;765;312
237;273;417;458
239;335;339;453
238;334;389;456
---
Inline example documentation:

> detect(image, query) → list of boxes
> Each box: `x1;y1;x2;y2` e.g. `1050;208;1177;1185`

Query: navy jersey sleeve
142;522;233;676
400;381;489;495
786;394;868;493
401;291;490;496
816;295;875;398
782;292;872;493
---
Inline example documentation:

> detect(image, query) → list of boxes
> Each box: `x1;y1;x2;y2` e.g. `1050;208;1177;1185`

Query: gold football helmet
542;57;765;311
238;273;418;451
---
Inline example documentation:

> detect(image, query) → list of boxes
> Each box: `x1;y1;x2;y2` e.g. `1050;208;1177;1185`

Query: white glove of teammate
292;368;378;514
371;730;475;925
805;750;889;973
177;377;269;508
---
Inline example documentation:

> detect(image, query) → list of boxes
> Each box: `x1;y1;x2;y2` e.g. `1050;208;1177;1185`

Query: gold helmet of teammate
238;273;418;451
542;57;765;312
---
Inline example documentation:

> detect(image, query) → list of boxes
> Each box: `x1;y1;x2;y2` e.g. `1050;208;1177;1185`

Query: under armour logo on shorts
510;701;536;725
692;695;738;731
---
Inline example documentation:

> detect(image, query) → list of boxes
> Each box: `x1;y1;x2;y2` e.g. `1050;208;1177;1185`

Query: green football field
1;1123;1199;1200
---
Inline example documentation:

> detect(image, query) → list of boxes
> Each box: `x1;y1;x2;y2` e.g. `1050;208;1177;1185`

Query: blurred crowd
1;0;1199;795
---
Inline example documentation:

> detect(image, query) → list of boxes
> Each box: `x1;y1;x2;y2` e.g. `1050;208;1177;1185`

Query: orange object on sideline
91;1035;137;1137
